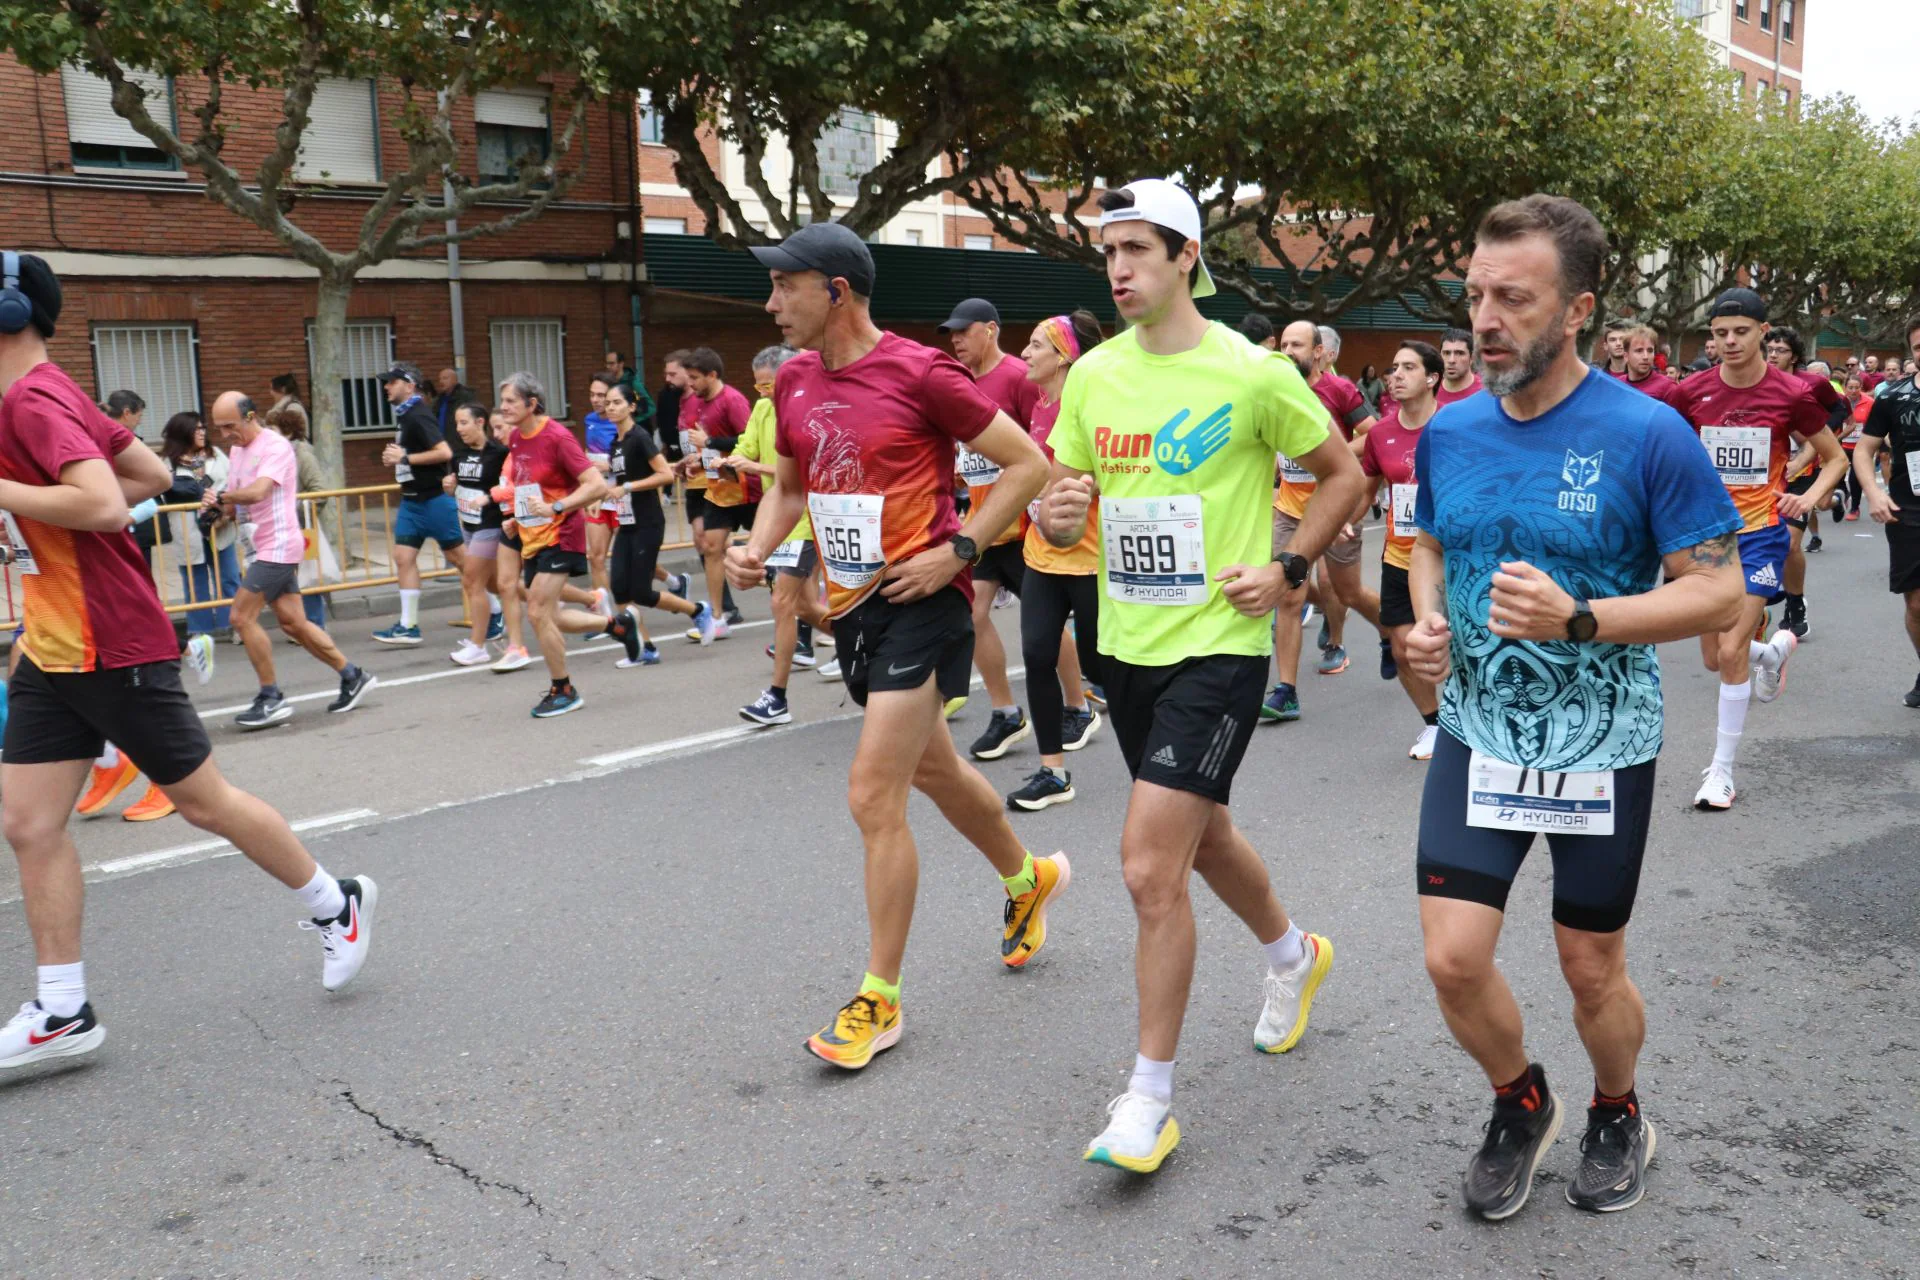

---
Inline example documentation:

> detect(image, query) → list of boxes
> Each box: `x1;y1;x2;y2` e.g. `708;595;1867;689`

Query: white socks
295;866;347;922
1263;923;1307;973
94;744;118;769
37;962;85;1018
486;592;501;616
399;589;421;627
1714;680;1751;769
1129;1053;1175;1103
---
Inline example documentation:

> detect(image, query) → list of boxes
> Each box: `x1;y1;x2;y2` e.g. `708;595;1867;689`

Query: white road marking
197;620;776;719
84;809;380;879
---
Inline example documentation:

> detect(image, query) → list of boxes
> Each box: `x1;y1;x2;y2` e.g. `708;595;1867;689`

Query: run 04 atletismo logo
1094;405;1233;475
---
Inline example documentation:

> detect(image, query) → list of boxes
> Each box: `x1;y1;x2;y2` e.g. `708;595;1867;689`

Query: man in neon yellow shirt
1040;179;1369;1173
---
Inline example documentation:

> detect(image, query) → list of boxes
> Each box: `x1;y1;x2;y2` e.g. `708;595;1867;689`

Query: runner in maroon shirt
1435;328;1484;407
1765;326;1853;636
1620;324;1679;406
730;223;1064;1071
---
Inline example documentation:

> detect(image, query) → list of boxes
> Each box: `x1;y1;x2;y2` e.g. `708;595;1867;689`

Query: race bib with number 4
1465;750;1615;836
808;493;885;589
1100;494;1206;605
1700;425;1770;487
1390;483;1419;539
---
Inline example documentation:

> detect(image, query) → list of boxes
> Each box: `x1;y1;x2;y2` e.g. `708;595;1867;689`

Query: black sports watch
1274;550;1310;589
950;533;980;564
1566;598;1598;643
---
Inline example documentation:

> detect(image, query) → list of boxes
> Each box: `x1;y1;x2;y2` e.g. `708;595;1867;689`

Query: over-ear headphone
0;253;32;335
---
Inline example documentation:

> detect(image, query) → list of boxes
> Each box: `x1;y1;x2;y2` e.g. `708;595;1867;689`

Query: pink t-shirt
227;427;303;564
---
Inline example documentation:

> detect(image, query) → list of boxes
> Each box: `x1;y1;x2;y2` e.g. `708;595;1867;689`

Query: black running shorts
1104;653;1266;805
4;655;212;785
971;539;1026;595
1379;562;1416;629
840;585;974;709
1889;521;1920;595
1415;728;1656;933
522;547;590;588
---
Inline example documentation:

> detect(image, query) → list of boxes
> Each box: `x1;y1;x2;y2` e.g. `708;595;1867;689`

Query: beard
1475;310;1567;397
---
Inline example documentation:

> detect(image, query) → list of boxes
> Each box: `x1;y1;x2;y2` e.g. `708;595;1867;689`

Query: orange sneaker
805;990;902;1069
1002;852;1071;968
75;757;141;817
121;781;177;822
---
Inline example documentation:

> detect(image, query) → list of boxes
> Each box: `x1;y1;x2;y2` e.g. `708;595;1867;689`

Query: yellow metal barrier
0;479;716;632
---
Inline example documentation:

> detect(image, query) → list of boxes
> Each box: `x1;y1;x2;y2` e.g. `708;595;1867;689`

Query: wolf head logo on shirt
1557;450;1603;514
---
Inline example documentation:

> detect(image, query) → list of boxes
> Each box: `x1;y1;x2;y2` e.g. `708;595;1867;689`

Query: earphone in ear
0;252;33;336
827;282;842;304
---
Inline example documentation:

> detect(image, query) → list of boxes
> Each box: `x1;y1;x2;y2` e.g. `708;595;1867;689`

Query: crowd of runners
2;179;1917;1225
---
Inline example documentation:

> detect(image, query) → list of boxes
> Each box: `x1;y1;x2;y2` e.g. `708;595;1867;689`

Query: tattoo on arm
1685;533;1737;570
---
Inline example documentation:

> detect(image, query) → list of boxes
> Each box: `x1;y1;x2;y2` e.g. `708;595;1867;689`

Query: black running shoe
1379;637;1398;681
1567;1107;1656;1212
327;667;377;714
607;612;641;665
970;708;1031;760
1060;707;1101;752
1906;674;1920;709
1805;534;1823;553
1462;1083;1562;1220
1007;766;1074;811
1784;598;1809;640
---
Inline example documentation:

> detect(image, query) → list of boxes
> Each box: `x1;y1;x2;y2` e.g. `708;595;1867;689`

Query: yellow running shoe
805;991;901;1070
1002;852;1071;968
1254;932;1334;1053
1084;1091;1181;1173
75;757;141;817
943;695;968;720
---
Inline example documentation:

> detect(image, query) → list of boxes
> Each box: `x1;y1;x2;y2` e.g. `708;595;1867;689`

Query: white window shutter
296;78;378;183
90;324;200;431
474;90;549;129
62;66;171;148
490;319;568;418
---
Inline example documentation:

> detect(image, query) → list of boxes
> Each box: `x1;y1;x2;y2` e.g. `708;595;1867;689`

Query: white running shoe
1083;1091;1181;1173
592;587;614;620
184;633;216;686
300;876;378;991
1409;724;1438;761
491;645;532;673
817;657;843;682
449;640;491;667
0;1000;104;1070
1254;932;1335;1053
993;586;1015;610
1752;629;1797;704
1694;764;1735;810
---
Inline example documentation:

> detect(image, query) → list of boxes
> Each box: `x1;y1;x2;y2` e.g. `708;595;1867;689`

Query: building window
963;234;994;251
306;320;395;433
1757;78;1769;96
61;67;177;171
1732;70;1747;95
1734;0;1748;17
1781;0;1795;40
904;229;923;246
474;90;551;186
490;319;568;418
638;89;665;145
90;324;199;431
643;217;688;235
295;78;378;184
817;109;877;199
1779;87;1792;106
1759;0;1772;30
1672;0;1707;18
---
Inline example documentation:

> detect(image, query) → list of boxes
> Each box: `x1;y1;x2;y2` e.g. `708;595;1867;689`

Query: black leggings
609;520;665;608
1019;567;1103;755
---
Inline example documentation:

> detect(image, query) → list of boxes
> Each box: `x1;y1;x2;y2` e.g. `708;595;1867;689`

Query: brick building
1;58;643;485
1677;0;1805;107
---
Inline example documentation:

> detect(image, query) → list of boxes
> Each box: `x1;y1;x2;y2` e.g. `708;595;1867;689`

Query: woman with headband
1006;310;1109;812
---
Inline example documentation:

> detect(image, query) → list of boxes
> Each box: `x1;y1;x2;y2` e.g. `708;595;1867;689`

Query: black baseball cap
749;222;875;298
937;298;1000;334
1708;287;1768;322
378;362;424;386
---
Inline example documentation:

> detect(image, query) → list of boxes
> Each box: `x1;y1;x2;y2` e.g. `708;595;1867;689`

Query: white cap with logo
1096;178;1217;299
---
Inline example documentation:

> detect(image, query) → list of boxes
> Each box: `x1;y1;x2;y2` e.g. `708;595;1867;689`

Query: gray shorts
462;526;502;560
240;558;302;602
1272;508;1363;567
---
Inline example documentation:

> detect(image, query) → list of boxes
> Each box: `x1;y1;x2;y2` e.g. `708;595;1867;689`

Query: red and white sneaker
0;1000;105;1070
300;876;379;991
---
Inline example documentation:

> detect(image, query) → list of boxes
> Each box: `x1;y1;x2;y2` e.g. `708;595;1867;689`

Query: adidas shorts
1736;524;1789;598
1104;654;1266;805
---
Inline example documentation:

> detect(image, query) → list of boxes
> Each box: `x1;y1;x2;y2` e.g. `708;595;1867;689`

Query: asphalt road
1;526;1916;1279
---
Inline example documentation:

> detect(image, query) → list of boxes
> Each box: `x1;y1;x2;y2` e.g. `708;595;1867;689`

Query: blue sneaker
689;601;716;647
372;621;422;646
1316;618;1331;652
1316;644;1349;675
639;645;662;666
531;685;584;718
1260;684;1300;723
1379;638;1398;681
485;611;504;642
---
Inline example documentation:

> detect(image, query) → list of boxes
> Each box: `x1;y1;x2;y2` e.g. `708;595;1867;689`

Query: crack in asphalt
335;1085;545;1215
